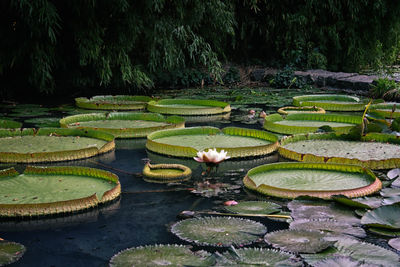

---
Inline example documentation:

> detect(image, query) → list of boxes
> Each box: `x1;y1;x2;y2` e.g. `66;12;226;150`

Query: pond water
0;87;398;266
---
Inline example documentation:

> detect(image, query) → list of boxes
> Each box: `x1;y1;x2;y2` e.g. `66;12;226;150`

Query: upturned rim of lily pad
146;99;231;115
75;95;152;110
277;106;326;115
142;162;191;183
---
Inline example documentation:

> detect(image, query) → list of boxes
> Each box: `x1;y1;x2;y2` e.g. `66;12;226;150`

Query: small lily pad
387;168;400;180
312;256;381;267
264;229;335;253
368;227;400;237
289;219;366;238
0;240;26;266
361;204;400;229
109;244;214;267
142;163;191;183
24;117;61;128
332;195;382;209
171;216;267;247
224;201;281;215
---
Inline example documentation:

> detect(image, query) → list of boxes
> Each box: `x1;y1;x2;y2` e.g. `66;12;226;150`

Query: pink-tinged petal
193;157;204;163
224;200;238;206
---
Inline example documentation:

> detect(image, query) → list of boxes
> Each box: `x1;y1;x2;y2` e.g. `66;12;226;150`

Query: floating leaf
361;204;400;229
289;219;366;238
243;162;381;199
75;95;152;110
292;94;368;111
332;195;382;209
142;163;191;183
387;168;400;180
301;236;400;267
288;199;361;225
147;99;231;115
368;227;400;237
311;256;381;267
0;240;26;266
171;216;267;247
224;201;281;215
109;244;214;267
388;238;400;251
264;229;335;253
217;247;301;266
23;117;61;128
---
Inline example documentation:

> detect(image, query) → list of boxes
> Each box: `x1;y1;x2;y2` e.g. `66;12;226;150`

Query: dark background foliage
1;0;400;101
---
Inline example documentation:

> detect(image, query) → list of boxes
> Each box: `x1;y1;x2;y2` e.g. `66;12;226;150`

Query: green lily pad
0;128;114;163
289;219;366;238
75;95;152;110
277;106;326;115
109;244;214;267
279;132;400;169
146;126;279;159
142;163;191;183
332;195;382;209
368;227;400;237
369;102;400;118
288;199;361;225
217;247;301;266
264;229;335;253
361;204;400;229
60;112;185;138
23;117;61;128
243;162;381;199
171;216;267;247
301;236;400;267
311;256;381;267
147;99;231;115
224;201;281;215
293;94;368;111
0;240;26;266
0;166;120;217
264;113;361;134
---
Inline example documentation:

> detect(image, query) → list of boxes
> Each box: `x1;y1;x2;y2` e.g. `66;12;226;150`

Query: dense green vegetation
1;0;400;99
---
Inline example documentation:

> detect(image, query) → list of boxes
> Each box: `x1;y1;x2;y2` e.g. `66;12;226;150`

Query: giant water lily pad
243;162;381;199
277;106;326;115
0;128;114;163
147;99;231;115
264;113;361;134
0;166;120;217
301;236;400;267
75;95;152;110
109;244;214;267
279;132;400;169
0;119;22;129
369;102;400;118
171;216;267;247
217;247;301;266
0;240;26;266
293;95;368;111
60;112;185;138
361;204;400;229
146;126;279;159
264;229;335;253
224;201;281;215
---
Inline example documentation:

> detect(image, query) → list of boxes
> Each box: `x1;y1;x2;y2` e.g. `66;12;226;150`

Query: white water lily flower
193;148;230;164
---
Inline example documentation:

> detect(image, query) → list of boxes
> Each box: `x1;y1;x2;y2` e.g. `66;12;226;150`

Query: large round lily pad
224;201;281;215
60;112;185;138
147;99;231;115
146;126;279;159
0;119;22;129
243;162;381;199
171;216;267;247
75;95;152;110
0;128;114;163
264;113;362;134
109;244;214;267
0;166;120;217
293;94;368;111
277;106;326;115
279;132;400;169
369;102;400;118
0;240;26;266
264;229;335;253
